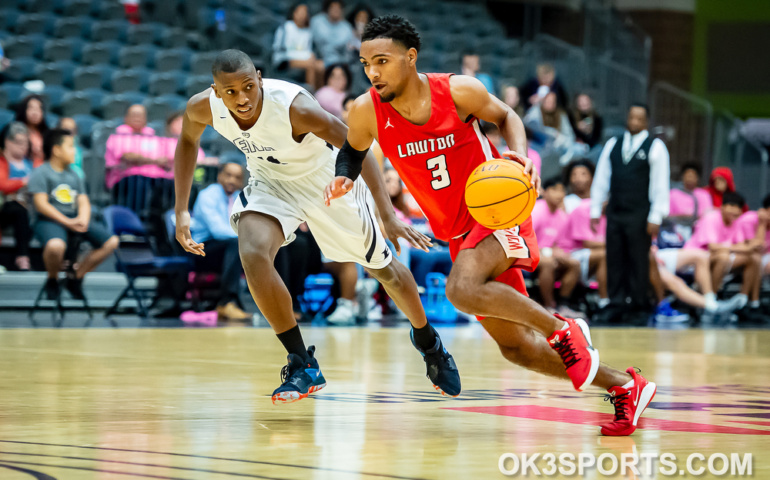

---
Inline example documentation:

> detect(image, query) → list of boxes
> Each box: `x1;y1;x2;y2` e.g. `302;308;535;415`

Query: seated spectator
707;166;747;211
732;195;770;317
347;3;375;43
0;122;34;270
556;198;609;310
531;177;581;315
569;93;603;149
481;121;541;176
311;0;357;66
519;63;569;111
29;129;119;299
272;2;326;89
683;192;761;320
57;117;86;179
668;162;712;226
315;63;352;119
189;162;251;321
562;158;594;213
501;84;525;118
14;95;49;166
461;53;495;94
524;92;584;166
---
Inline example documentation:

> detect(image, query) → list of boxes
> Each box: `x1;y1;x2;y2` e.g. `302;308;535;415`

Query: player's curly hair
362;15;421;52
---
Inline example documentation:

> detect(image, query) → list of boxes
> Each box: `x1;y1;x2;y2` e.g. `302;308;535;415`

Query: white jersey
209;79;332;181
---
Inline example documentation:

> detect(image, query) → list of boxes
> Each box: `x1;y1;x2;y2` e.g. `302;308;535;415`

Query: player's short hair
562;157;595;185
630;102;650;117
722;191;745;209
543;176;564;191
43;128;73;160
680;162;701;178
362;15;421;52
211;49;254;78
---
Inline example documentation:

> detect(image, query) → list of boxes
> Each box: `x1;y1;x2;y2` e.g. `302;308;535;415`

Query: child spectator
562;158;594;213
669;162;713;223
272;3;325;89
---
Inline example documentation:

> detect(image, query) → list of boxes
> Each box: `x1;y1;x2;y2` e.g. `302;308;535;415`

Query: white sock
622;379;635;389
734;293;749;310
598;298;610;309
750;300;760;309
704;292;718;313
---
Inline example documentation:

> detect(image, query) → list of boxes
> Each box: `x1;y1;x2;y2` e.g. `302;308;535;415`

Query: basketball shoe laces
279;358;309;386
605;391;630;422
553;337;579;369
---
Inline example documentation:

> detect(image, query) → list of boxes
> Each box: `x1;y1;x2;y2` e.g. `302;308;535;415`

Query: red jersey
371;73;499;241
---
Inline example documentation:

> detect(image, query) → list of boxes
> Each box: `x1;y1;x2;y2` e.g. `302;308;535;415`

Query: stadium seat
81;41;121;66
54;17;90;38
61;91;94;116
0;8;22;32
144;95;187;122
159;27;189;48
2;34;46;59
0;109;15;133
70;113;100;148
119;45;157;69
41;84;71;114
35;60;78;88
94;2;125;20
14;13;57;35
111;69;152;93
148;71;187;96
73;64;114;90
91;20;129;42
190;51;219;75
126;22;165;45
62;0;92;17
1;56;37;83
0;83;31;110
184;74;212;97
99;92;146;121
43;38;84;63
154;48;193;72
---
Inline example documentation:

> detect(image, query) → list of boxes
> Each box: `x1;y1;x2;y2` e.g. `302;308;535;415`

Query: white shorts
656;248;679;274
763;253;770;272
230;163;392;269
570;248;593;284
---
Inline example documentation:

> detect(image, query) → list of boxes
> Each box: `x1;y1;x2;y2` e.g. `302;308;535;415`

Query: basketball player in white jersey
173;49;461;404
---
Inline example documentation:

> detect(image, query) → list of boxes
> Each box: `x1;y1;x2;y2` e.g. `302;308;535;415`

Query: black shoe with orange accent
411;329;461;397
271;346;326;405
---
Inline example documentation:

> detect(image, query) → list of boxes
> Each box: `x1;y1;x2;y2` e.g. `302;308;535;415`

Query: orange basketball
465;159;536;230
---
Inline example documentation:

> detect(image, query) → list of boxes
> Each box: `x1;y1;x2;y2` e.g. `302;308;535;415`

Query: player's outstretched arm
174;89;212;256
450;75;541;193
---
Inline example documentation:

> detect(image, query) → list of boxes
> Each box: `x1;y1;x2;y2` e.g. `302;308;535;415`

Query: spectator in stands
562;158;594;213
121;0;141;24
189;162;251;321
591;103;670;325
341;93;357;125
29;129;119;300
557;198;609;313
683;192;762;322
347;4;375;43
569;93;603;149
481;121;541;177
460;53;495;94
56;117;85;179
668;162;712;226
531;177;581;316
524;92;581;166
519;63;569;110
0;122;34;271
315;63;352;119
731;195;770;321
273;2;326;89
501;84;525;117
311;0;357;66
707;166;745;211
14;95;49;166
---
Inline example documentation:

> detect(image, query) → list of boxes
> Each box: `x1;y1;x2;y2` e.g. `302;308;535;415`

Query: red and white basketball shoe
547;314;600;391
601;367;657;436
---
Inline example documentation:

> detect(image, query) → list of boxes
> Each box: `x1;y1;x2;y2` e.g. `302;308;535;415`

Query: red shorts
448;217;540;319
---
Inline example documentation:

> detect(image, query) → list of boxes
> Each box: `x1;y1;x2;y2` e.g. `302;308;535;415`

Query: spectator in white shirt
272;3;325;89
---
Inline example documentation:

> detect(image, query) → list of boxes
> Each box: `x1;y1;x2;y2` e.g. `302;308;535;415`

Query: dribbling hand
324;176;354;206
382;216;433;254
501;150;541;195
176;210;205;256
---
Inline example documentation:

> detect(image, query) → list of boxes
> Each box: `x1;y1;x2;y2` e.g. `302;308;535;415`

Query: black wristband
335;140;368;181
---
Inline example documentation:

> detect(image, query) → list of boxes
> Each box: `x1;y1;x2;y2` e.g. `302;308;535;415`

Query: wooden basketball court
1;325;769;479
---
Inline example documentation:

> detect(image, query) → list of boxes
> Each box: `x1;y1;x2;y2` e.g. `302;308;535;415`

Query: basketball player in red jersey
325;16;656;436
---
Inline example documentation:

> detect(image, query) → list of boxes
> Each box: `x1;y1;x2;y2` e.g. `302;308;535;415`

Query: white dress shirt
590;130;670;224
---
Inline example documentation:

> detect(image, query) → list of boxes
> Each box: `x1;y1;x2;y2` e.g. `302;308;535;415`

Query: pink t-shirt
315;86;346;119
732;211;770;252
669;187;712;218
683;209;737;251
531;199;568;248
105;126;205;189
557;199;606;253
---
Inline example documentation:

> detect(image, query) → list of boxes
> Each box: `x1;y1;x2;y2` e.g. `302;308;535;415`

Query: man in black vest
590;104;670;324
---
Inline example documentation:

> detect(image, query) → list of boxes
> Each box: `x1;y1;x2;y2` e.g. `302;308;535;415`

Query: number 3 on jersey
427;155;450;190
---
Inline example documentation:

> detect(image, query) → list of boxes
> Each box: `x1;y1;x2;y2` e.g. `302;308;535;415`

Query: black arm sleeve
335;140;369;181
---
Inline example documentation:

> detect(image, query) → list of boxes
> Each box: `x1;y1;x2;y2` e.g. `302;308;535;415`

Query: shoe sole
633;381;657;426
271;383;326;405
575;318;600;392
432;384;460;398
